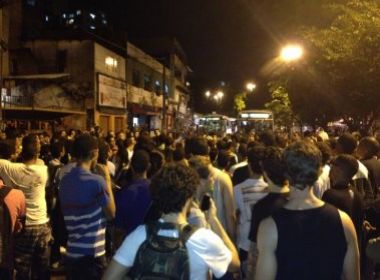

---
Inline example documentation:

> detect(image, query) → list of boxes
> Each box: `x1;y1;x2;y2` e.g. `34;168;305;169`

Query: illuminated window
105;56;118;71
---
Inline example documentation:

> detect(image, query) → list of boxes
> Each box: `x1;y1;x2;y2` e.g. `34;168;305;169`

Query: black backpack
129;222;198;280
0;186;12;267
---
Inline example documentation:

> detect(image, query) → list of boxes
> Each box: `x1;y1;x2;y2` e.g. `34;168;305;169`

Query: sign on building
98;74;127;109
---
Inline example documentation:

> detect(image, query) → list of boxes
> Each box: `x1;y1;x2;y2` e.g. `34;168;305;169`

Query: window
144;75;152;91
26;0;36;6
164;84;169;95
155;80;161;94
105;56;118;72
132;70;140;87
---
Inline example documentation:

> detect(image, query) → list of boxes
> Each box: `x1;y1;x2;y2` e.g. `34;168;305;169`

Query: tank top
272;203;347;280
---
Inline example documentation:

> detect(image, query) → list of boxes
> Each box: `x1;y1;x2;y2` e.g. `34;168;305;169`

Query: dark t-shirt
363;157;380;198
322;187;364;244
248;192;289;243
232;165;250;186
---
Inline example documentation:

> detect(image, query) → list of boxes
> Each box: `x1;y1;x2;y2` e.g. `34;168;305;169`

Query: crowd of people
1;125;380;279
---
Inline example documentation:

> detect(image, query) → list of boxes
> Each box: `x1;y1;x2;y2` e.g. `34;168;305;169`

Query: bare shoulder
337;209;357;242
257;217;278;250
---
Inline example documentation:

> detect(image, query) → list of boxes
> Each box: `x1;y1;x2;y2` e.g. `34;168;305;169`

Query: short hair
21;134;40;161
262;147;287;186
358;137;379;158
148;150;165;178
51;141;65;159
283;141;322;189
190;137;209;156
97;140;110;165
131;150;150;174
332;154;359;182
0;141;13;160
337;133;357;154
247;145;266;174
238;143;248;159
217;150;234;170
150;164;199;214
72;134;98;161
316;142;332;165
259;131;276;147
173;147;185;162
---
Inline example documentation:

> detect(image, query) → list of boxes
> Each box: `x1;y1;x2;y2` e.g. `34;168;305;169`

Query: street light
205;90;211;98
280;44;304;62
217;91;224;99
246;82;256;92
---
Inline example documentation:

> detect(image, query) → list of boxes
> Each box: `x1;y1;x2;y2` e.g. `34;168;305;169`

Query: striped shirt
59;167;109;258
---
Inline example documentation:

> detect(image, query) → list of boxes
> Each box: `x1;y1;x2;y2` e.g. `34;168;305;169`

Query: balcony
2;95;33;108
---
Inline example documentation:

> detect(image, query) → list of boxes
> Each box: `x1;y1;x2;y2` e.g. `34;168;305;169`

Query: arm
255;217;278;280
97;164;116;219
339;210;360;280
102;259;130;280
207;199;240;273
221;174;237;241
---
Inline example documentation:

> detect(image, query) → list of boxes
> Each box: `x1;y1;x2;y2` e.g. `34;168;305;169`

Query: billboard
98;74;127;109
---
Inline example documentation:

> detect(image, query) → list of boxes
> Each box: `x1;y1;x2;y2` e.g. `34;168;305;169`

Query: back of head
131;150;150;174
247;145;266;175
262;147;287;186
357;137;379;159
72;134;98;161
148;150;165;178
316;142;332;166
190;137;209;156
0;141;13;160
188;155;211;180
331;154;359;184
173;147;185;162
51;141;65;159
21;134;40;161
259;131;276;147
150;164;199;214
97;140;110;165
337;133;357;155
217;150;234;170
284;141;322;189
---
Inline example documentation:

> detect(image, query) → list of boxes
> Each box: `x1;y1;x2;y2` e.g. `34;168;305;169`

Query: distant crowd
1;126;380;279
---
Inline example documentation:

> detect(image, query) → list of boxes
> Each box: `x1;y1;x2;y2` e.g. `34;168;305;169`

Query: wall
94;43;125;79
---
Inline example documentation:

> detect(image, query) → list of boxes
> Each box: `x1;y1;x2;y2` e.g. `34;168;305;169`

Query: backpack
46;164;62;213
129;222;198;280
0;186;12;267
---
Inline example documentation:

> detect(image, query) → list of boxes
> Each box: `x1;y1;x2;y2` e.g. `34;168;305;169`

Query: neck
250;172;262;180
77;160;92;171
286;185;324;210
24;157;38;165
268;182;289;193
133;172;147;180
160;210;188;225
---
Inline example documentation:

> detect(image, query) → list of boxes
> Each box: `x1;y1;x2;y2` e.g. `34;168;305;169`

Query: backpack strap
0;186;11;201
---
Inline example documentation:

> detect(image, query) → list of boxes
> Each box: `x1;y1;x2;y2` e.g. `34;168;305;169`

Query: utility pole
162;63;166;132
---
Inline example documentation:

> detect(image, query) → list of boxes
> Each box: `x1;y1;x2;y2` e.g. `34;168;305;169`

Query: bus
237;110;274;132
195;113;237;134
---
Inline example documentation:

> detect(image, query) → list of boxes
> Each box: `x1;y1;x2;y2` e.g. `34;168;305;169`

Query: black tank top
272;203;347;280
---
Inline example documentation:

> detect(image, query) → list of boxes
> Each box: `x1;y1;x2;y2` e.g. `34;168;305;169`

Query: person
233;145;268;276
190;137;236;240
0;178;26;280
0;134;51;279
114;150;151;248
59;134;116;280
256;141;360;280
313;142;332;198
102;164;240;280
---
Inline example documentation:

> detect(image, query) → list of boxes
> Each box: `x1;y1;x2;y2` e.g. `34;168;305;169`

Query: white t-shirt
314;164;331;198
113;225;232;280
234;178;268;251
0;159;49;225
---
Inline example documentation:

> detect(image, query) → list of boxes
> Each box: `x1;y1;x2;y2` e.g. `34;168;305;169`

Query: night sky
73;0;331;114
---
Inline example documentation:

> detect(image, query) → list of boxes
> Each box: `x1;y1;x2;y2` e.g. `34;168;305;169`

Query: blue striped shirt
59;167;109;258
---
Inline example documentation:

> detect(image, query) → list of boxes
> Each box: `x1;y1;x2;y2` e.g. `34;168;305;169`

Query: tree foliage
234;92;247;113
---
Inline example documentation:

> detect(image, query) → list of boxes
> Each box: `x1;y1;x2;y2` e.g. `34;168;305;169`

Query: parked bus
194;113;236;134
237;110;274;132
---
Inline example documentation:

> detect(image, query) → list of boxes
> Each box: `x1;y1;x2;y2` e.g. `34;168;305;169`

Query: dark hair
283;141;322;189
217;150;234;170
173;147;185;162
332;154;359;183
337;133;357;154
316;142;332;166
21;134;40;161
188;156;211;180
51;141;65;159
190;137;209;156
148;150;165;178
358;137;379;159
247;145;266;174
262;147;286;186
259;131;276;147
131;150;150;174
72;134;98;161
97;140;110;165
150;164;199;214
238;143;248;159
0;141;13;160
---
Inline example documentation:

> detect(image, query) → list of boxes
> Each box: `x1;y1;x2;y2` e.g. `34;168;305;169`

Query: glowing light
280;44;304;62
246;82;256;92
205;90;211;98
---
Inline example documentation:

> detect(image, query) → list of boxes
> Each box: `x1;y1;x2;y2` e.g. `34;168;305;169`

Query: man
59;134;115;280
0;134;51;280
103;164;240;280
114;150;151;247
256;141;359;280
313;142;332;198
234;145;268;276
189;137;236;240
0;179;26;280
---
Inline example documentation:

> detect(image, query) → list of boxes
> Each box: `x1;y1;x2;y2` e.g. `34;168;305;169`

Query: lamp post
205;90;224;105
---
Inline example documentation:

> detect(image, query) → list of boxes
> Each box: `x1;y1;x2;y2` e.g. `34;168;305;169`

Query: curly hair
283;141;322;190
150;164;200;214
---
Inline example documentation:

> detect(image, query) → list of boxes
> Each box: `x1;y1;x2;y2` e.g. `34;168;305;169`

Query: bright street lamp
280;44;304;62
246;82;256;92
217;91;224;99
205;90;211;98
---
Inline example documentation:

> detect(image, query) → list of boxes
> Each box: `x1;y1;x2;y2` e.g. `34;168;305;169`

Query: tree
265;82;296;129
234;92;247;113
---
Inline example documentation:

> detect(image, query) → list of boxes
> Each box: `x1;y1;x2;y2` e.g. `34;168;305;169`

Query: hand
205;198;217;221
363;220;376;232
